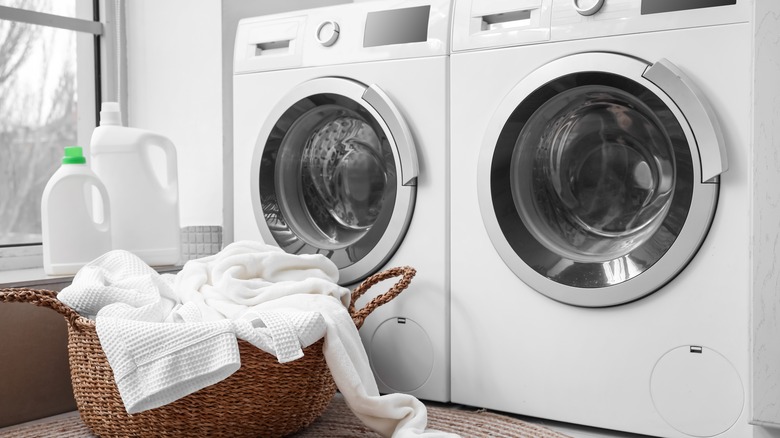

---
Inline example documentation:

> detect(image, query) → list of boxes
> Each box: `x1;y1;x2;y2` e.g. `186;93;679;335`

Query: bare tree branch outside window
0;0;78;246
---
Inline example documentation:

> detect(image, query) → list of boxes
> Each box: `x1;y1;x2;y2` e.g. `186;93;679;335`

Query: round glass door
511;85;678;264
478;54;723;307
251;78;417;285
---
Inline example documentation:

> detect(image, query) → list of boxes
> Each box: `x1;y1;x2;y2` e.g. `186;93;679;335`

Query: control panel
451;0;750;52
234;0;450;74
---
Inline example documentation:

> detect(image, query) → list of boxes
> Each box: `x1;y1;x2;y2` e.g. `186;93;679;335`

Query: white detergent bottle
41;146;112;275
90;102;181;266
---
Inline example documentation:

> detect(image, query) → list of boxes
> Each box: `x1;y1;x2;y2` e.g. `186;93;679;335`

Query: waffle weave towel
59;244;333;413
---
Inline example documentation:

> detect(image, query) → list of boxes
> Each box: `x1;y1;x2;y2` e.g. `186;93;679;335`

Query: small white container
41;146;112;275
90;102;181;266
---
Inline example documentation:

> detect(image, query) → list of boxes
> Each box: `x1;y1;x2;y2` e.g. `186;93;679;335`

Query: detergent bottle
90;102;181;266
41;146;112;275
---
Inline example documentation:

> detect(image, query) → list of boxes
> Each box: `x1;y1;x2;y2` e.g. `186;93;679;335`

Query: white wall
124;0;350;232
125;0;223;227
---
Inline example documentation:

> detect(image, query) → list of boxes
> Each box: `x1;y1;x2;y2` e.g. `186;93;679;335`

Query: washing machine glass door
251;77;417;285
479;53;726;307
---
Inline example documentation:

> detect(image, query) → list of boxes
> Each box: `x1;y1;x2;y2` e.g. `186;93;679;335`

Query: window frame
0;0;117;272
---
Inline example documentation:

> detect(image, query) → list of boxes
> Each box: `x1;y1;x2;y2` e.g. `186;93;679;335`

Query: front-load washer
233;0;451;402
451;0;780;436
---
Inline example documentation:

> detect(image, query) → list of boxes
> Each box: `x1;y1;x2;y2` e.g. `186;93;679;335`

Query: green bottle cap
62;146;86;164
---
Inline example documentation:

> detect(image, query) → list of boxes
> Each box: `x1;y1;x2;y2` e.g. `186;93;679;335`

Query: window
0;0;104;270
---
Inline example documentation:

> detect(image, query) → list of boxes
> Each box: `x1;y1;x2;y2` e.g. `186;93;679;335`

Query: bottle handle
140;132;179;195
89;177;112;232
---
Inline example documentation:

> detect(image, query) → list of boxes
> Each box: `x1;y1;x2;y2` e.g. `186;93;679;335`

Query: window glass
0;0;76;18
0;18;78;246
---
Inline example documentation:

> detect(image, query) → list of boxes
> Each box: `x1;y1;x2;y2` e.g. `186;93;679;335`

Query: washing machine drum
480;53;726;307
251;78;417;285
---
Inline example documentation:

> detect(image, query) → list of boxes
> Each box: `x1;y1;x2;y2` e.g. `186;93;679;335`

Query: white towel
172;240;351;321
57;250;178;320
253;293;453;437
60;248;329;413
58;241;458;437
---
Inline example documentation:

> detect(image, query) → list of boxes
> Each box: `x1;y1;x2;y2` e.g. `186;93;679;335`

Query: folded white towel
58;241;457;437
96;307;327;412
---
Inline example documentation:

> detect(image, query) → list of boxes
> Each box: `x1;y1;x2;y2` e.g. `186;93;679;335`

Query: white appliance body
234;0;450;402
451;0;780;436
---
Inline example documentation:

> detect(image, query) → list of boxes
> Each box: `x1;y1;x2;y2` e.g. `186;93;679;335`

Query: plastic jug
41;146;112;275
90;102;181;266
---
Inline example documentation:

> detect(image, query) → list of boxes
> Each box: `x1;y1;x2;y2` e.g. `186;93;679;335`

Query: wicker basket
0;266;416;437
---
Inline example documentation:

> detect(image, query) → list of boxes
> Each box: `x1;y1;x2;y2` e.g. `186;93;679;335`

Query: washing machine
451;0;780;436
233;0;451;402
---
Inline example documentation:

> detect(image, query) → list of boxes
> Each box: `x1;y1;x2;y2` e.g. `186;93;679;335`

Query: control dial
316;20;340;47
573;0;605;16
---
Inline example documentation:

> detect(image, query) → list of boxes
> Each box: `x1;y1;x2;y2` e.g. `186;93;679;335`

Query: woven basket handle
1;270;417;331
0;288;82;328
349;266;416;330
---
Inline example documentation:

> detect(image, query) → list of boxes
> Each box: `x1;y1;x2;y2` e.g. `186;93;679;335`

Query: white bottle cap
100;102;122;126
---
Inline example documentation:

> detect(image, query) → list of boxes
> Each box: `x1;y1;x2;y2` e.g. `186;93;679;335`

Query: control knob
316;20;340;47
573;0;605;16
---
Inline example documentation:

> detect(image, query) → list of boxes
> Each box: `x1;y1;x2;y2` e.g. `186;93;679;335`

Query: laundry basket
0;266;415;437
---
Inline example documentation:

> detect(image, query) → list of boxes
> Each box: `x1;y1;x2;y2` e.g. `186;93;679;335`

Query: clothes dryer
233;0;451;402
450;0;780;436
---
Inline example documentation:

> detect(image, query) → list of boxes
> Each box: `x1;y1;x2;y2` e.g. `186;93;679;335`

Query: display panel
641;0;736;15
364;5;430;47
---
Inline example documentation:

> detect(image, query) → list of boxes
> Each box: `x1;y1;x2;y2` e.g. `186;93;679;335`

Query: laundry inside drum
301;113;389;241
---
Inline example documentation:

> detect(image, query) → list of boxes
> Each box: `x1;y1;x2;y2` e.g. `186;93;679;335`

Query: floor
445;406;656;438
0;409;655;438
532;420;653;438
419;398;656;438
